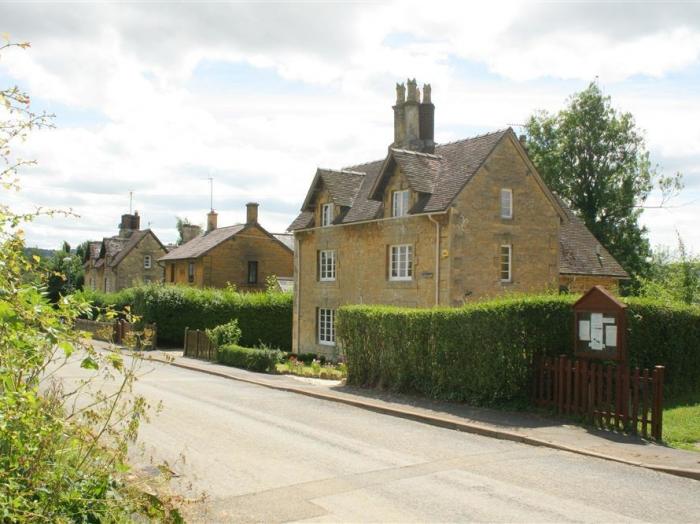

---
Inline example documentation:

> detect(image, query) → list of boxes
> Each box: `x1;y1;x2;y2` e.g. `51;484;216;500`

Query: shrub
217;344;284;372
81;284;293;350
206;319;242;347
338;294;700;405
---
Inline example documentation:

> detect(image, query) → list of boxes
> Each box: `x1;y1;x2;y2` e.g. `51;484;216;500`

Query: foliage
338;294;700;405
277;356;347;380
45;240;85;302
206;319;242;347
174;216;193;246
524;82;683;291
663;391;700;451
216;344;284;372
0;41;177;521
639;237;700;306
80;284;293;349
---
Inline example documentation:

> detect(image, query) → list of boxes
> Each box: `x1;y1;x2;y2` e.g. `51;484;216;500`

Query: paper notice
589;313;604;350
605;325;617;347
578;320;590;341
603;316;615;324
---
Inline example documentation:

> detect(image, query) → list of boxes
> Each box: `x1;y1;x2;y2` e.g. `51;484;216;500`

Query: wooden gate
533;356;664;440
183;328;216;361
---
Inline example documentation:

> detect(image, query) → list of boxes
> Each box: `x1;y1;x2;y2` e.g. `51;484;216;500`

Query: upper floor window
321;203;334;227
392;189;410;217
500;244;512;282
319;250;336;281
144;255;152;269
318;308;336;346
248;261;258;284
188;261;195;283
390;244;413;281
500;188;513;219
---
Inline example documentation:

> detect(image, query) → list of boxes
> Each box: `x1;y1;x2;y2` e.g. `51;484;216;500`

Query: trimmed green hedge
79;285;293;350
337;294;700;404
217;344;284;372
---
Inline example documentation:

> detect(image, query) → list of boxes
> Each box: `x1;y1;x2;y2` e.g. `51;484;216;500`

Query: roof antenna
207;177;214;211
129;190;134;214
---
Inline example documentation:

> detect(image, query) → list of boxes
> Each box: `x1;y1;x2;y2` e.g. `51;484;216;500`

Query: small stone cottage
84;212;168;292
288;79;628;356
158;203;294;291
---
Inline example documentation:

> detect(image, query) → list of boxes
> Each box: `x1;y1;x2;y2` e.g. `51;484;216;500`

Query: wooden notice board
573;286;627;362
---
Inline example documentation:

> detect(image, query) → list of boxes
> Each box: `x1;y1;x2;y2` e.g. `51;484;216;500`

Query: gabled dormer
299;168;365;227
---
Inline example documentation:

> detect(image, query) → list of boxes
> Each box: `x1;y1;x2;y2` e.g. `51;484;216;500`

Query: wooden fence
533;356;664;440
183;328;216;361
75;318;157;350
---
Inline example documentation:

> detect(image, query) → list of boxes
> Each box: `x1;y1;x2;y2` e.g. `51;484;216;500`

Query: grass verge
663;391;700;451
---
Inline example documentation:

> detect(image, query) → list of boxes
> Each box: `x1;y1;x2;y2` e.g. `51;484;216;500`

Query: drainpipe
427;214;440;306
295;235;301;354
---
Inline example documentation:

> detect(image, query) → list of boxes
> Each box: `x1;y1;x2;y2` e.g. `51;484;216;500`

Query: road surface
57;354;700;523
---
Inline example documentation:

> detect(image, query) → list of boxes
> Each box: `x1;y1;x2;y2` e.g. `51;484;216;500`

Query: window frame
318;307;336;346
500;244;512;283
500;188;513;219
319;250;336;282
187;261;195;283
321;203;334;227
144;254;152;269
170;264;175;283
389;244;413;281
392;189;410;217
247;260;258;285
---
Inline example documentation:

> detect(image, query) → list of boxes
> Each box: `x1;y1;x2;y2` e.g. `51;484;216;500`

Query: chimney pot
395;82;406;104
246;202;259;224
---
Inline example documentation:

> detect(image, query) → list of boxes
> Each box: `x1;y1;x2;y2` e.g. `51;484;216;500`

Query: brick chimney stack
207;210;218;233
246;202;259;225
181;224;202;244
118;211;140;238
392;79;435;153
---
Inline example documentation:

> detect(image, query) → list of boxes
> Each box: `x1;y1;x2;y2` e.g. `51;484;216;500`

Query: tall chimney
207;210;218;232
118;211;140;238
392;78;432;152
246;202;259;225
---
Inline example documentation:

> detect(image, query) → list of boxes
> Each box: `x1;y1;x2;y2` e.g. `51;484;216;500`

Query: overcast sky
1;1;699;253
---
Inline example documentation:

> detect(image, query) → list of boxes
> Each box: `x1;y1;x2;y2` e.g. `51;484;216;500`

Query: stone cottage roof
159;224;245;261
289;129;508;230
288;127;629;279
558;199;629;278
108;229;166;267
90;230;166;269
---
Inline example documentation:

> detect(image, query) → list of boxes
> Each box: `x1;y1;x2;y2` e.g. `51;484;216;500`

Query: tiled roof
109;230;162;267
273;233;295;251
288;129;508;230
558;198;629;278
158;224;245;261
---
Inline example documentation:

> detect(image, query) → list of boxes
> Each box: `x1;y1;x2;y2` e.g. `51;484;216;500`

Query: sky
1;1;699;253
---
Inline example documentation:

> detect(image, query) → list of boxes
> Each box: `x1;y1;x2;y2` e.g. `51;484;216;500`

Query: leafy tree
45;240;85;302
175;216;192;245
640;236;699;306
524;82;683;291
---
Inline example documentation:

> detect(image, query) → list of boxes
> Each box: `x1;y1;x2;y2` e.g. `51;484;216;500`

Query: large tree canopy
524;82;682;290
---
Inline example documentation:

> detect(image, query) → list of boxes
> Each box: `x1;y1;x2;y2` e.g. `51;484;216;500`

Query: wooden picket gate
183;328;216;361
533;356;664;440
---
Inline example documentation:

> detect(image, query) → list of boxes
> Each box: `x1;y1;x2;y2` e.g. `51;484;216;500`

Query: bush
337;294;700;405
80;284;293;350
206;319;242;347
217;344;284;372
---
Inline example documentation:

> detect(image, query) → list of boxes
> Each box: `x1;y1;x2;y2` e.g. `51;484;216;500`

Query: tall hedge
337;295;700;404
80;285;293;350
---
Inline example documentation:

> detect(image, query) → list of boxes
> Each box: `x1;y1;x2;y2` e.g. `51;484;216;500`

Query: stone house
84;212;168;292
158;203;294;291
288;80;628;356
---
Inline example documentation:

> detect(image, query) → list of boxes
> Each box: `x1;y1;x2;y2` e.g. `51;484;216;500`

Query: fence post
152;323;157;350
652;366;665;441
184;327;189;357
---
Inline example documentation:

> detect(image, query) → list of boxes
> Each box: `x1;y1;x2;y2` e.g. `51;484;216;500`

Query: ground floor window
188;261;195;283
248;260;258;284
318;308;336;346
500;244;512;282
390;244;413;281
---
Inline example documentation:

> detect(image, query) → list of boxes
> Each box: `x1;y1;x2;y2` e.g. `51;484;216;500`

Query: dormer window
392;190;410;217
500;188;513;219
321;203;334;227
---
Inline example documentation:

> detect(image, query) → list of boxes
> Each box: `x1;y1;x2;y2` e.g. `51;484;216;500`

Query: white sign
605;325;617;348
578;320;590;341
589;313;604;350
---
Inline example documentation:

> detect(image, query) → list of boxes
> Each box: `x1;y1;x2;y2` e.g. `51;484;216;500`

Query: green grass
663;391;700;451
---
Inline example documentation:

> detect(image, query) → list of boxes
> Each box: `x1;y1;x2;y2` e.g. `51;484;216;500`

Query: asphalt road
57;354;700;523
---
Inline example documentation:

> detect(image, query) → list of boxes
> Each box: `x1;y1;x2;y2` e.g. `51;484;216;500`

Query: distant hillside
23;247;57;260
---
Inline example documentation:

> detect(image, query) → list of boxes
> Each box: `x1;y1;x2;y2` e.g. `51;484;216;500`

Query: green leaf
80;356;99;370
58;340;73;357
